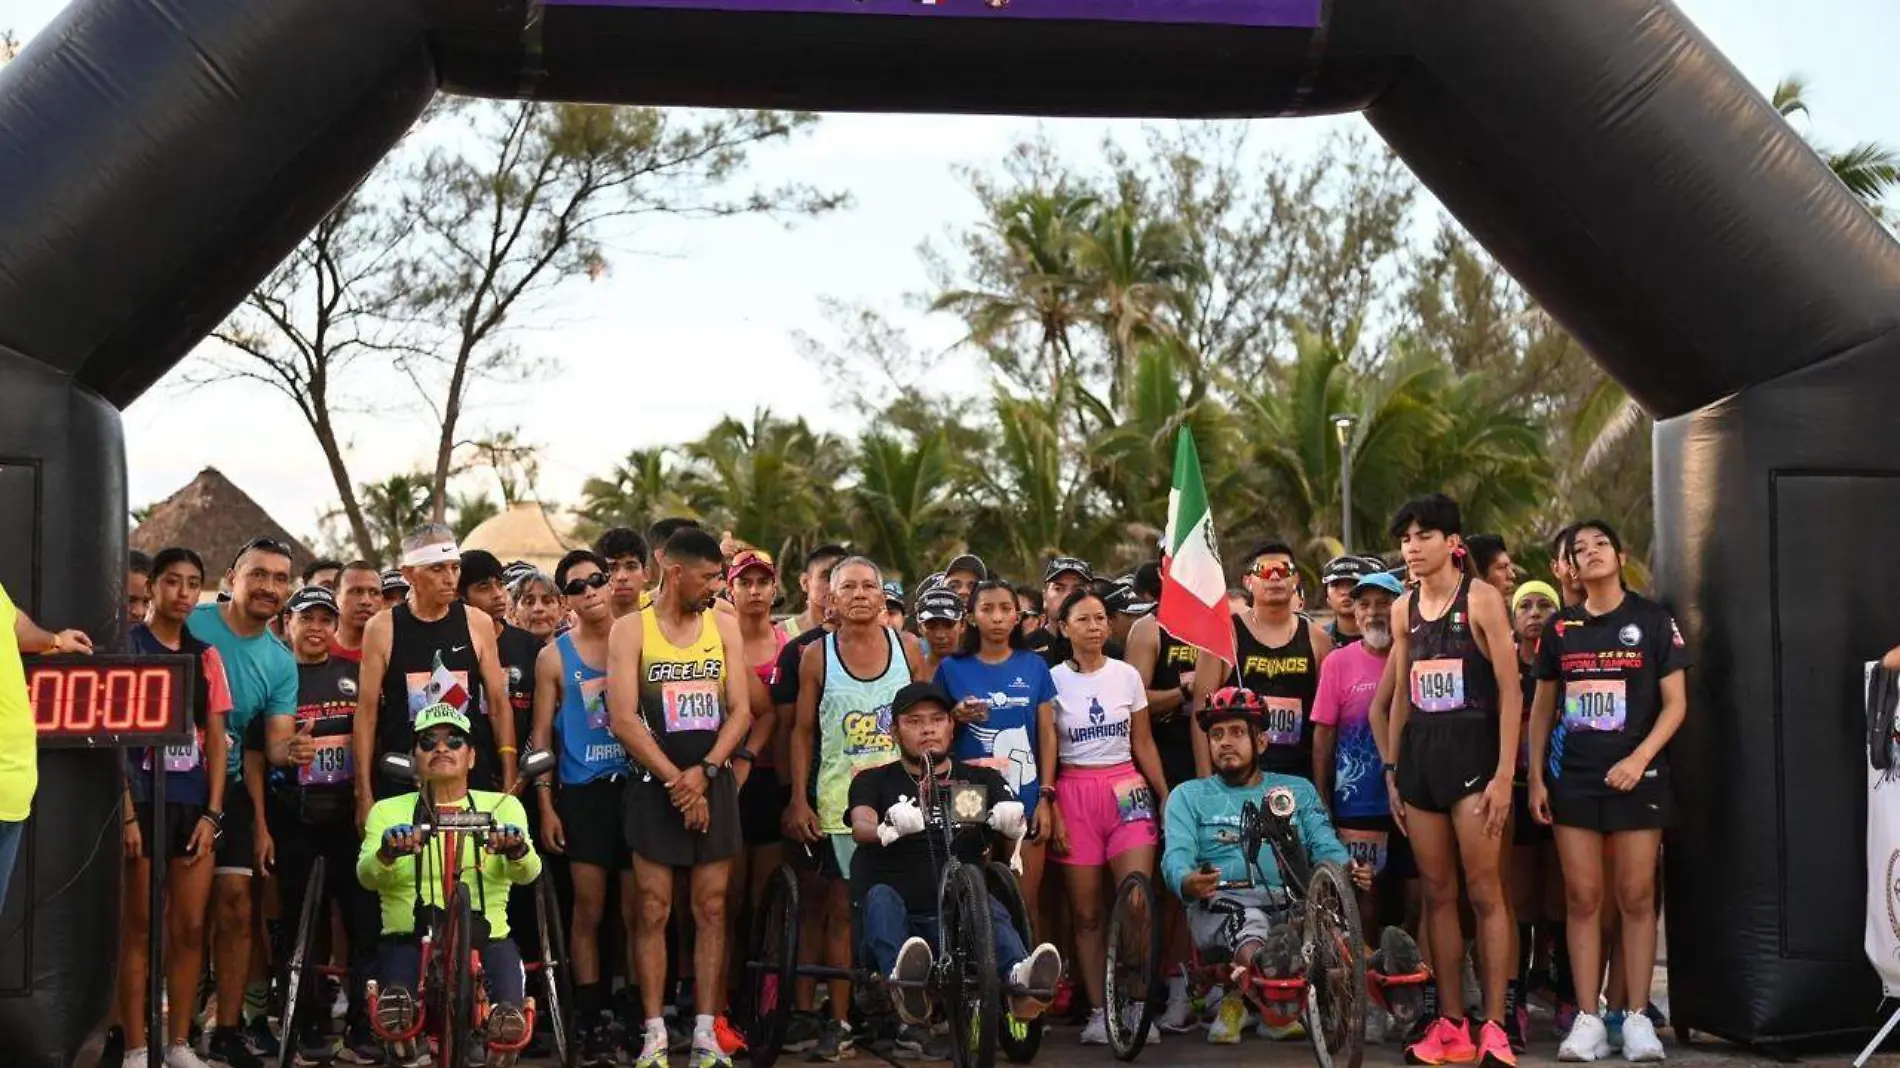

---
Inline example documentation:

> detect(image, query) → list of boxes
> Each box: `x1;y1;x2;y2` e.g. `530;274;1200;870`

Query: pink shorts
1054;762;1159;867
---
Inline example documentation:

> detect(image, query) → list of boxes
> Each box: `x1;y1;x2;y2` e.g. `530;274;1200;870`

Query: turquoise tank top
815;627;907;833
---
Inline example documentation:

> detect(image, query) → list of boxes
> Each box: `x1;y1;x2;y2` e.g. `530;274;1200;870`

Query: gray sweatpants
1187;887;1294;961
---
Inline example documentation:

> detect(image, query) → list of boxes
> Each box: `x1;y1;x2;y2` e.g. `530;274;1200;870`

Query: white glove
988;801;1027;840
877;823;902;846
885;795;926;838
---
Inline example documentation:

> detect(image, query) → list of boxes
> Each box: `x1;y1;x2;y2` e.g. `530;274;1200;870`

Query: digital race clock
26;654;194;749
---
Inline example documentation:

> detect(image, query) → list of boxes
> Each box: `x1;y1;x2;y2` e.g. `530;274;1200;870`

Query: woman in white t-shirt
1047;586;1168;1045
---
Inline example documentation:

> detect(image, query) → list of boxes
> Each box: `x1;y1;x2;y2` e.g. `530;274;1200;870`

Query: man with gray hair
352;524;518;830
784;556;926;1060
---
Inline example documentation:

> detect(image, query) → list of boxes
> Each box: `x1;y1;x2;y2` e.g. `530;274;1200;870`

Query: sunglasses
562;572;610;596
1251;562;1295;580
417;732;468;753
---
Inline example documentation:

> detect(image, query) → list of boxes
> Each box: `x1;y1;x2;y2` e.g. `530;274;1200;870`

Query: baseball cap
1043;556;1094;585
883;580;906;608
891;681;954;719
501;560;537;587
413;703;471;738
286;586;339;616
728;548;778;580
1351;572;1406;599
1321;555;1369;586
380;569;409;594
942;554;988;581
916;589;964;623
1512;580;1562;614
1103;581;1155;616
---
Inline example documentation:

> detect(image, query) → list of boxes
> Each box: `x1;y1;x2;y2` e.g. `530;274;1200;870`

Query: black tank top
1148;627;1200;759
1405;574;1497;723
1230;614;1320;779
377;601;495;794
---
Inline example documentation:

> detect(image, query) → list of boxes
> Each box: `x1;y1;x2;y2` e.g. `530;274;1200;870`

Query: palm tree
1075;193;1202;408
448;491;500;542
851;430;963;583
357;472;433;565
677;410;852;565
576;446;681;538
1086;337;1236;554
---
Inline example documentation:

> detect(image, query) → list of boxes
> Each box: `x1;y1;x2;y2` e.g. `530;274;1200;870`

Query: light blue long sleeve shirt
1162;772;1349;899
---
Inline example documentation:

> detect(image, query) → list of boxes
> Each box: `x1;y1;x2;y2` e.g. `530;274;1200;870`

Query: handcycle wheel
1302;861;1366;1068
735;864;799;1068
535;876;578;1068
984;862;1043;1064
277;857;328;1068
1105;871;1160;1062
940;862;998;1068
439;883;477;1068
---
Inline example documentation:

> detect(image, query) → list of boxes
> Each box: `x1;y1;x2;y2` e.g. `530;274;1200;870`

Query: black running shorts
557;776;631;870
623;773;742;868
1549;774;1672;834
1396;717;1499;815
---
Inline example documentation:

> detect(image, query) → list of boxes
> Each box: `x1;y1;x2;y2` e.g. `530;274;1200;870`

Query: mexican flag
1159;428;1237;669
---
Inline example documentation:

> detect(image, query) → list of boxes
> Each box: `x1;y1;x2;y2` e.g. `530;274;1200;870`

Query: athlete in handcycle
1156;687;1426;1067
736;682;1060;1068
357;703;551;1068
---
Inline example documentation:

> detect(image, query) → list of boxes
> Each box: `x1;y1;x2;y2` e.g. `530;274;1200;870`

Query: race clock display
26;654;194;748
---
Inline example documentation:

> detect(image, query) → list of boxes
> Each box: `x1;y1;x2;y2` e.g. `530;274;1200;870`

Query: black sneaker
207;1028;266;1068
246;1016;281;1058
667;1013;694;1054
890;1024;948;1061
1642;1002;1669;1030
808;1019;853;1063
782;1012;822;1053
583;1021;619;1068
333;1021;382;1065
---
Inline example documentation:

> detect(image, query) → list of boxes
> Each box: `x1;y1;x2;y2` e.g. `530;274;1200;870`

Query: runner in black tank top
376;601;498;794
1395;574;1500;813
1231;612;1322;780
1127;616;1199;791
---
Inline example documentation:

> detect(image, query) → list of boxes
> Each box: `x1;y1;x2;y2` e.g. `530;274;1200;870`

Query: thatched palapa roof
131;467;316;575
461;500;575;575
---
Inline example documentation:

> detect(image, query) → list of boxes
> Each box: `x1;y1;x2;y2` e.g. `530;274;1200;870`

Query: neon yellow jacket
357;790;541;938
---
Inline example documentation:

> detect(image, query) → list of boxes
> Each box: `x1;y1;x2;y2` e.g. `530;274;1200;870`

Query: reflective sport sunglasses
562;572;610;596
1251;561;1295;580
417;732;468;753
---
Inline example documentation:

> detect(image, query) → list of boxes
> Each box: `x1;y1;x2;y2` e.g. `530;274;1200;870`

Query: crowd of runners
108;490;1687;1068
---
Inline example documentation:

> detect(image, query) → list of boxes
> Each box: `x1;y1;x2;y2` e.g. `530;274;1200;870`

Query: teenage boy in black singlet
1190;541;1333;781
1371;494;1523;1068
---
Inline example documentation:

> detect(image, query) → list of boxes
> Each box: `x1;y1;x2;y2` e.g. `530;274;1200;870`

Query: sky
11;0;1900;549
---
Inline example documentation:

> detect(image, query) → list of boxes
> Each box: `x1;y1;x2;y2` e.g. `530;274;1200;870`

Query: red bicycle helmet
1196;685;1267;733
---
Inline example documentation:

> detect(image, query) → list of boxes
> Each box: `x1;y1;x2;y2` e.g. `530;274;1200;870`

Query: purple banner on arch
540;0;1322;30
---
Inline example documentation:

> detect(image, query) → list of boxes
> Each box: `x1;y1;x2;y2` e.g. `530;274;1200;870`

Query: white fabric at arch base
1864;661;1900;998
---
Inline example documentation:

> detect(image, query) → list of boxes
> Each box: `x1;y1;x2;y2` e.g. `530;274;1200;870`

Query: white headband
400;540;461;568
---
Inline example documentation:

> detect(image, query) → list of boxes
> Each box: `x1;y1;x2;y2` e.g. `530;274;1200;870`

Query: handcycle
732;755;1050;1068
300;748;575;1068
1105;785;1429;1068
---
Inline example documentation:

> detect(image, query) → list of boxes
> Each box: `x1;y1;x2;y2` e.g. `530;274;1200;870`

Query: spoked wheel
736;864;799;1068
984;862;1043;1064
278;857;328;1068
1302;861;1366;1068
535;876;577;1068
439;884;477;1068
940;862;998;1068
1105;872;1160;1062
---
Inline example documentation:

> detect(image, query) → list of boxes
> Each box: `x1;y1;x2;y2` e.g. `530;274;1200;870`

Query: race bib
1263;696;1303;747
1562;678;1627;732
299;735;353;786
145;733;200;774
662;680;721;733
1338;827;1390;875
581;677;610;732
1113;776;1156;824
1410;659;1467;714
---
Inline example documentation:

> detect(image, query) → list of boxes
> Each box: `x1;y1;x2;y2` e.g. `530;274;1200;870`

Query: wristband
533;780;553;790
498;746;518;756
1038;785;1057;800
1382;763;1398;775
124;816;138;826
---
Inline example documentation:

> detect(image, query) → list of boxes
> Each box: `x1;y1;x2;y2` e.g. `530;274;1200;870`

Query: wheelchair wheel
1105;871;1160;1062
940;862;998;1068
736;864;799;1068
439;883;477;1068
534;876;577;1068
1302;861;1366;1068
984;862;1043;1064
277;857;328;1068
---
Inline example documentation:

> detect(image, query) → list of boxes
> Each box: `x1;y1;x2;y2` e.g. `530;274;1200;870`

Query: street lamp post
1332;414;1357;552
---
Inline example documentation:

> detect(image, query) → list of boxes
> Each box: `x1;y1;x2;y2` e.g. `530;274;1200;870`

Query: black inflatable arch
3;0;1899;1060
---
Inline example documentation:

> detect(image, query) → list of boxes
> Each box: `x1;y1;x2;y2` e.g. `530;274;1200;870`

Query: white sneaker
1121;1004;1159;1045
1206;993;1249;1044
124;1050;150;1068
1621;1012;1666;1062
165;1044;214;1068
1158;972;1197;1033
1559;1013;1613;1062
1079;1009;1109;1046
